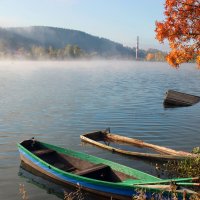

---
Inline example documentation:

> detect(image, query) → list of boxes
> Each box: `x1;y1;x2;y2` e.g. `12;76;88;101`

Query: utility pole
136;36;139;60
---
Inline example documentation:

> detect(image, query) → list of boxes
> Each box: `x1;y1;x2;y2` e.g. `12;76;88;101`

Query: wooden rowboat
80;129;196;160
18;139;198;199
164;90;200;107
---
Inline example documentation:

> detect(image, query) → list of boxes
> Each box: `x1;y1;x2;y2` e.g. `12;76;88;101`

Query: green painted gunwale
18;141;162;190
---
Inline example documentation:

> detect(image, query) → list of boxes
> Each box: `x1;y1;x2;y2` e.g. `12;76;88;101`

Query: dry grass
19;184;29;200
64;185;84;200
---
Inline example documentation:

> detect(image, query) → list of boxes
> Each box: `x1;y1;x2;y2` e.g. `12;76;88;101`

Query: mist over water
0;60;200;199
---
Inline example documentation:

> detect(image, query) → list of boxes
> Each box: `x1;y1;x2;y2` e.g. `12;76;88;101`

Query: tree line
145;51;167;62
0;38;169;61
0;44;86;60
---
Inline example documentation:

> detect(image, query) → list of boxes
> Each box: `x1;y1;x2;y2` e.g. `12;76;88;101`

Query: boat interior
21;139;137;183
83;131;108;141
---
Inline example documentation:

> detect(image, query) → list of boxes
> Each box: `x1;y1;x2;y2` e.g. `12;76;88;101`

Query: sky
0;0;168;51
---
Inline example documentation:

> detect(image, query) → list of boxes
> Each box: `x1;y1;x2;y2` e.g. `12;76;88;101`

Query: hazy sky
0;0;168;50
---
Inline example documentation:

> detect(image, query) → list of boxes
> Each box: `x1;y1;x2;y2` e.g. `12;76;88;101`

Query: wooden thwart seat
76;164;109;176
33;149;56;156
53;163;76;172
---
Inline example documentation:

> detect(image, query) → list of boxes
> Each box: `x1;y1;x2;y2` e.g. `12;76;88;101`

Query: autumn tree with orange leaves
155;0;200;68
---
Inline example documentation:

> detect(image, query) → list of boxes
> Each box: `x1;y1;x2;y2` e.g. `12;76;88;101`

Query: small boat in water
163;90;200;107
80;129;196;160
18;138;198;199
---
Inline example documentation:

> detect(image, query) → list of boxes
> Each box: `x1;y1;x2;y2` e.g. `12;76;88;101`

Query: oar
176;182;200;186
132;177;199;185
135;184;199;193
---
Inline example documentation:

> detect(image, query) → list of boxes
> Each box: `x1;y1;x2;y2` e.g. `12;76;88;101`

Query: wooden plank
164;90;200;107
75;164;109;176
32;149;55;156
53;163;76;172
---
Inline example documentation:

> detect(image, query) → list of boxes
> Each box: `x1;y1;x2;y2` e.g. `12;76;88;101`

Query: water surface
0;60;200;199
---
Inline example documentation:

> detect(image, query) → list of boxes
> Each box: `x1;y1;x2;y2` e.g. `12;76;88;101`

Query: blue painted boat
17;139;199;200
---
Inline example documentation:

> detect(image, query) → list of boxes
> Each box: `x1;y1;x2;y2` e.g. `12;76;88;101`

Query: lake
0;60;200;199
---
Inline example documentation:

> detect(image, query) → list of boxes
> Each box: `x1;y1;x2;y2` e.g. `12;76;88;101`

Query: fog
0;59;144;71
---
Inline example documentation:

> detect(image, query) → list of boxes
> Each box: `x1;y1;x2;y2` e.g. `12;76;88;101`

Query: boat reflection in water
18;161;94;200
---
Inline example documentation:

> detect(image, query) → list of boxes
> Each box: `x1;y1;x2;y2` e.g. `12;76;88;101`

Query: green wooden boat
17;139;199;200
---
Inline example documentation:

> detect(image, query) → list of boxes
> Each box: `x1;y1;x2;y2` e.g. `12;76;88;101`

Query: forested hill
0;26;147;58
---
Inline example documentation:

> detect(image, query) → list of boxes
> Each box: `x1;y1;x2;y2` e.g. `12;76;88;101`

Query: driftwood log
164;90;200;107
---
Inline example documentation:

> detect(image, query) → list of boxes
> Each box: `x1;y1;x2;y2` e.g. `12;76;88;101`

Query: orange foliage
197;55;200;69
146;53;155;61
155;0;200;68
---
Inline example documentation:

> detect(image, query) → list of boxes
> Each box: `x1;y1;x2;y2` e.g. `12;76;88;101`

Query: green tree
48;46;57;59
31;46;47;59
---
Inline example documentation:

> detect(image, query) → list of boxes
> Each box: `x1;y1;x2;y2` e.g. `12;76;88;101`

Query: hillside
0;26;150;58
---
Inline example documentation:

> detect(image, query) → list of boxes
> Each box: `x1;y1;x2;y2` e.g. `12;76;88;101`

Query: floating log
163;90;200;107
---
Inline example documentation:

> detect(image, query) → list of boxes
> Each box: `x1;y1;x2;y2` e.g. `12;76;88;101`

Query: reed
19;184;29;200
156;155;200;179
64;185;84;200
132;188;199;200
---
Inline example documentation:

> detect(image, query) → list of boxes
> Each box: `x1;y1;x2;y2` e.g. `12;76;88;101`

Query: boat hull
18;140;197;200
19;148;137;200
80;131;195;160
163;90;200;107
